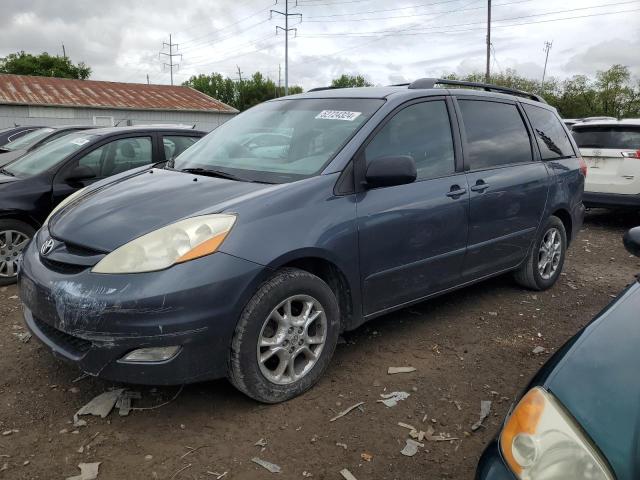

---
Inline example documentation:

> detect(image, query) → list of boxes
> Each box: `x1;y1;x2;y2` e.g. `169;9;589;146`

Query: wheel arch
551;208;572;244
268;250;360;332
0;212;41;231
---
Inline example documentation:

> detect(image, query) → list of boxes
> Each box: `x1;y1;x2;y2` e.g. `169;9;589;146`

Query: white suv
572;119;640;207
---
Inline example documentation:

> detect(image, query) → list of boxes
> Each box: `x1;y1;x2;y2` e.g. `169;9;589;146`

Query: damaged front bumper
18;230;268;385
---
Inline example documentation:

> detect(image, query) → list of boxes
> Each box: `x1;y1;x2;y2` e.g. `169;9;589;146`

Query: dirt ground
1;209;639;480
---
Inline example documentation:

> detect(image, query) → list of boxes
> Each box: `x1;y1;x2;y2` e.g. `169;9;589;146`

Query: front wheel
514;216;567;291
0;219;35;286
228;268;340;403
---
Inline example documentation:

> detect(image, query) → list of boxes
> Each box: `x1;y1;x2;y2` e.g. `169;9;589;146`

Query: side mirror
65;165;96;183
365;155;417;188
623;227;640;257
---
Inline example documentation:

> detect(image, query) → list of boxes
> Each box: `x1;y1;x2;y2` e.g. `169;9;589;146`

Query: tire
0;219;35;286
514;215;567;291
229;268;340;403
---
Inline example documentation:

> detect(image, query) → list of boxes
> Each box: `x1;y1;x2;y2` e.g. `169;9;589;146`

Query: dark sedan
0;124;96;167
0;126;204;285
0;125;44;147
476;227;640;480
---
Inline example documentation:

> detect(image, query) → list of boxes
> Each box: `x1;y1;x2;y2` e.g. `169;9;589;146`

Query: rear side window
572;126;640;150
163;135;200;160
365;100;455;180
523;104;575;159
459;100;532;169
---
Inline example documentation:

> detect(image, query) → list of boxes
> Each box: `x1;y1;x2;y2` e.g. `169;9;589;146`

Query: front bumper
476;440;517;480
18;235;268;385
583;191;640;208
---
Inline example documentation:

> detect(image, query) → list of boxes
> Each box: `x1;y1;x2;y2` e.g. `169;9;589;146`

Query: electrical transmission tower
541;41;553;92
160;34;182;85
270;1;301;95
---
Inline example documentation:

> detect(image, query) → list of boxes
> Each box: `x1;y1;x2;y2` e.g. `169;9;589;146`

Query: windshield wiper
180;167;243;181
0;168;14;177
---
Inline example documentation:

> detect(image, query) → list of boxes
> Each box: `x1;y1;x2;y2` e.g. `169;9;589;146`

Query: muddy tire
228;268;340;403
514;216;567;291
0;219;35;286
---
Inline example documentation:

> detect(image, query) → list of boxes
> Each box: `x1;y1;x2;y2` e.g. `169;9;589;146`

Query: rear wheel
229;268;340;403
0;219;35;286
514;216;566;291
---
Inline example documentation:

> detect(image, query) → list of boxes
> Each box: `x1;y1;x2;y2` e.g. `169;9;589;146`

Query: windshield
4;133;97;177
2;127;55;151
572;126;640;150
172;98;384;183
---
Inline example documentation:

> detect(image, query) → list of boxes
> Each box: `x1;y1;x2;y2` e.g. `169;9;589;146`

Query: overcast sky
1;0;639;89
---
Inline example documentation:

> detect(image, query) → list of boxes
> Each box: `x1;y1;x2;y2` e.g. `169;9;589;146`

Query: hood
0;149;25;167
543;281;640;479
49;168;272;251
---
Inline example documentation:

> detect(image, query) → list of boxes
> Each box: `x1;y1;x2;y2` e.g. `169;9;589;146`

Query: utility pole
160;34;181;85
541;41;553;93
237;65;244;111
62;43;66;59
271;1;302;95
485;0;491;83
278;64;281;97
146;74;150;85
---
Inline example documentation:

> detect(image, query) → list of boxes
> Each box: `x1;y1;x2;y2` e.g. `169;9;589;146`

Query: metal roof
0;74;237;114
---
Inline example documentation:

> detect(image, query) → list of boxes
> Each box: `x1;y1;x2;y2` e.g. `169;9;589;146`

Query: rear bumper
583;191;640;208
475;440;517;480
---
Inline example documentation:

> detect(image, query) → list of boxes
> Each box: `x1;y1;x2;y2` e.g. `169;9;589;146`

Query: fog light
120;346;181;363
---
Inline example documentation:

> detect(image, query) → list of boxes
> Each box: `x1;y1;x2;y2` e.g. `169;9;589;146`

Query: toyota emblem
40;239;55;256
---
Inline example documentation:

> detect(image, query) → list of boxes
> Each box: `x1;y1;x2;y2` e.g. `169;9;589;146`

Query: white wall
0;104;235;132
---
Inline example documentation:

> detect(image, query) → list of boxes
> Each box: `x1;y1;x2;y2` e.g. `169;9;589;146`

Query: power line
159;34;182;85
301;0;467;18
270;0;302;95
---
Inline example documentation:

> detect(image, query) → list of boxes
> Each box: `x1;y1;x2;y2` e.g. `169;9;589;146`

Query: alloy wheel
0;230;29;279
538;227;562;280
257;294;327;385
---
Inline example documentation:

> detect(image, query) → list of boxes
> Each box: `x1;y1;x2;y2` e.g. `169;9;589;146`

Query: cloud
564;37;640;78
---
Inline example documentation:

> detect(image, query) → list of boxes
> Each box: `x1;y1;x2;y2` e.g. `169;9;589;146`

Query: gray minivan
18;79;585;403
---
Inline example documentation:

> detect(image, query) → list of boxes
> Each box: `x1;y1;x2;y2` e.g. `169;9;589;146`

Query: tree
331;74;373;88
183;71;303;111
0;51;91;79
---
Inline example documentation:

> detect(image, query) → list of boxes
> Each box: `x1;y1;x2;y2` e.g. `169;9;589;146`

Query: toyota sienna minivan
18;79;586;403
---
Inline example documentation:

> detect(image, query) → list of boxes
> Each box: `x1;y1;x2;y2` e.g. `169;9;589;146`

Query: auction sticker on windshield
70;138;90;146
315;110;362;121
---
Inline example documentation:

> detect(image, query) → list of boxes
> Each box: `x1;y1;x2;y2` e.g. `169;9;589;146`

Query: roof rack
407;78;546;103
307;86;345;92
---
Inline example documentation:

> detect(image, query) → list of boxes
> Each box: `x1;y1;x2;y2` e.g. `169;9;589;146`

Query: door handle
446;185;467;198
470;180;490;192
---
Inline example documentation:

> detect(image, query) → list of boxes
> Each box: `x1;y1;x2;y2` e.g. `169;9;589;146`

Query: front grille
34;317;92;356
41;258;87;274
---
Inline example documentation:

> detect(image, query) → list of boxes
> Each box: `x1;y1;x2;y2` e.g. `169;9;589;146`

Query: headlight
44;187;88;225
92;214;236;274
500;387;613;480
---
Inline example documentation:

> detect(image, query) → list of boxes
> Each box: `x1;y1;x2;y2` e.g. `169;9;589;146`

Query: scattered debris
360;452;373;462
144;455;153;461
487;311;498;316
116;390;141;416
170;463;192;479
0;463;7;472
66;462;101;480
424;425;459;442
206;472;227;479
339;468;358;480
8;295;17;300
387;366;416;375
132;385;184;411
329;402;365;422
74;389;125;426
336;442;348;450
471;400;492;431
180;445;211;459
532;346;546;354
12;331;31;343
400;439;424;457
251;457;281;473
377;391;410;407
254;438;267;447
453;400;463;411
1;430;17;436
302;471;313;477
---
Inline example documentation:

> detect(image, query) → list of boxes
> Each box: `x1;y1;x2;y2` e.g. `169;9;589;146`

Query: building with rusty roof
0;74;237;131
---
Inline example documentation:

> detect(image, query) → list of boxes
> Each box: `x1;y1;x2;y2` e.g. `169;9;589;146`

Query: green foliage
443;65;640;119
0;51;91;80
331;74;373;88
183;71;303;111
